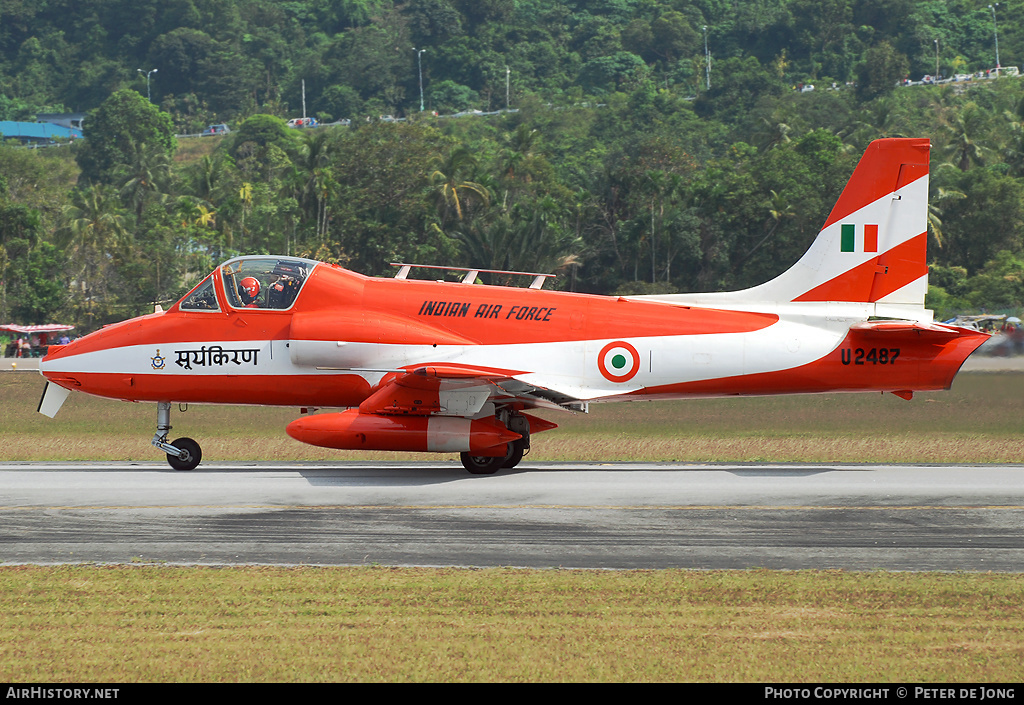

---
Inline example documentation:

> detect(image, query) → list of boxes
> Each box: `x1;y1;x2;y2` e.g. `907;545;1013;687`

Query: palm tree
429;146;491;227
943;103;988;172
501;124;540;181
295;130;338;243
453;196;581;280
927;186;965;248
639;169;687;283
754;117;792;152
1001;96;1024;177
737;189;795;266
499;124;548;208
238;181;253;241
58;184;130;327
117;140;172;218
190;154;228;203
843;97;909;150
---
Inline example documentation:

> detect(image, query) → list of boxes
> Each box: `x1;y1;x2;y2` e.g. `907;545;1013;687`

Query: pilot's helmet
240;276;261;301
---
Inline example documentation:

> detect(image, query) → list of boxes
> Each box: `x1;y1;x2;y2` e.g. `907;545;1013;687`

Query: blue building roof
0;121;83;141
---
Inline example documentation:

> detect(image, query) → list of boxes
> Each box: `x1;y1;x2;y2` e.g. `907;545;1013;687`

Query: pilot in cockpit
239;276;261;307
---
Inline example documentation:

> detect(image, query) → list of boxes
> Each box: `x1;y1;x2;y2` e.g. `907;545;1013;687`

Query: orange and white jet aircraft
38;138;988;473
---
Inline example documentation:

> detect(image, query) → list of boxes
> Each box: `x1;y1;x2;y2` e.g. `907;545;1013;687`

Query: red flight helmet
240;276;260;301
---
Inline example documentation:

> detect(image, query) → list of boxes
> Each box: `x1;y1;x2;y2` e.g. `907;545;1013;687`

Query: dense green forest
1;0;1024;331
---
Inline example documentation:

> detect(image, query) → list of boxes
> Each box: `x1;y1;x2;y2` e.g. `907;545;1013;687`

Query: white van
992;66;1020;77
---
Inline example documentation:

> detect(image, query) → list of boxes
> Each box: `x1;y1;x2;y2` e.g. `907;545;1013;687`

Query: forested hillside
1;0;1023;330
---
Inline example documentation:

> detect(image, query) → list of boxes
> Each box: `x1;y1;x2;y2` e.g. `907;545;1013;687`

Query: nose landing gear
151;401;203;471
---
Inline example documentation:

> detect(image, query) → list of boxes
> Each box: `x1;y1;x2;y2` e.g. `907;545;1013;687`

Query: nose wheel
152;402;203;471
165;437;202;471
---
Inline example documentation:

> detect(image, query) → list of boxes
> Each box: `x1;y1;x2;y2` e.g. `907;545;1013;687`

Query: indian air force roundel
598;341;640;382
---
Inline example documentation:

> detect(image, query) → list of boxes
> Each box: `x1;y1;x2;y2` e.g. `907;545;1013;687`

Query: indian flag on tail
840;223;878;253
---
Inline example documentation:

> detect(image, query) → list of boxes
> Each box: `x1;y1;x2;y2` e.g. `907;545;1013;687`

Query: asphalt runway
2;462;1022;571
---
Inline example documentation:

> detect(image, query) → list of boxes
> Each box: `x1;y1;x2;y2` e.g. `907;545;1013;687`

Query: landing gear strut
152;401;202;471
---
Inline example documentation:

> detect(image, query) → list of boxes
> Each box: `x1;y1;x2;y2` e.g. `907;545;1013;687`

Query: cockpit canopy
178;256;319;312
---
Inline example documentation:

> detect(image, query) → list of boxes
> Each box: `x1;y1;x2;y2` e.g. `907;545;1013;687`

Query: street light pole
413;48;426;111
988;4;1001;69
934;38;939;78
137;68;158;102
505;65;511;109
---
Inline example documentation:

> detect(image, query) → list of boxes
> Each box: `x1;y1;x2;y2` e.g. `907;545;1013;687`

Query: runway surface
2;462;1022;571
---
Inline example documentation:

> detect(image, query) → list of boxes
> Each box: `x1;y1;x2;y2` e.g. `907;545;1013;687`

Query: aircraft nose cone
39;345;62;370
38;341;84;389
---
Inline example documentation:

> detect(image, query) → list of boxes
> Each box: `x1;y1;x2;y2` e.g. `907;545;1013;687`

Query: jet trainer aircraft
38;138;988;473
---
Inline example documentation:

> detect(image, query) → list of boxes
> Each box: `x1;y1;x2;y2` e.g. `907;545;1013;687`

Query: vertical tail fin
752;138;931;305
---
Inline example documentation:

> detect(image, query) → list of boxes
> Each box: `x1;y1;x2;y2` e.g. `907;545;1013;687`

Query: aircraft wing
357;363;582;417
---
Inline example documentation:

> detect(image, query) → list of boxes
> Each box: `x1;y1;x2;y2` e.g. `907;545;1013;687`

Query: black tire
501;442;525;469
166;437;202;471
460;449;506;475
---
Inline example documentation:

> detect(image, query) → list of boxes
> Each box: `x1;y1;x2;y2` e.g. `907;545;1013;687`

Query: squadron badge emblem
151;349;166;370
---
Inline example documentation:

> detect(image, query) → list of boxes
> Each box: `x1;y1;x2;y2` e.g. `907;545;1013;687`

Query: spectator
1006;317;1023;355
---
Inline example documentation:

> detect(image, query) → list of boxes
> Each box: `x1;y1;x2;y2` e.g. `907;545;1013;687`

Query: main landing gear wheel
502;441;526;469
459;410;531;475
166;437;202;471
461;440;527;475
460;446;510;475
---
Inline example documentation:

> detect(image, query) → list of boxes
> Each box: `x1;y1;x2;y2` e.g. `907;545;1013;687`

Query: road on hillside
2;462;1022;571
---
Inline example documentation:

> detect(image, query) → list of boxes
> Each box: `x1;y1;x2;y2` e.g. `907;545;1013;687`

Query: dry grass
1;566;1022;682
172;135;223;164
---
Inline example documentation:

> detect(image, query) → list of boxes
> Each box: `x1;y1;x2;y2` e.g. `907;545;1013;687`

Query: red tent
1;324;75;356
0;324;75;334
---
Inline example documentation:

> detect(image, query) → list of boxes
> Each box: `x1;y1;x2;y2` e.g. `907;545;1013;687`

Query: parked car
202;123;230;135
287;117;318;128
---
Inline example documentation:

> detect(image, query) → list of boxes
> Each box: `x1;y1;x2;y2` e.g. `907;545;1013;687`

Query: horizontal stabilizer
849;320;979;340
